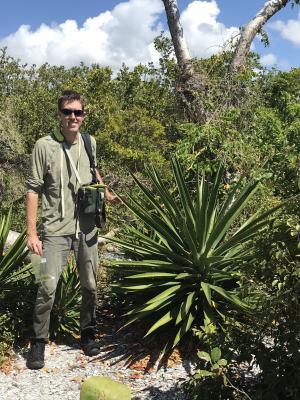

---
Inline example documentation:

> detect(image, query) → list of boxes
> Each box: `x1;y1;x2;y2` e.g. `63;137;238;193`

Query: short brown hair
58;90;85;111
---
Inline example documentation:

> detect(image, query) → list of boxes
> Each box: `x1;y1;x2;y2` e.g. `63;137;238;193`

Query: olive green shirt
26;134;96;236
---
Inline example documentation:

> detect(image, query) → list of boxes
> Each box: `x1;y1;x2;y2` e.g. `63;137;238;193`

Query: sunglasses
60;108;84;117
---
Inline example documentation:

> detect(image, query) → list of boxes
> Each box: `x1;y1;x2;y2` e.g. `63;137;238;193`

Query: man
26;90;116;370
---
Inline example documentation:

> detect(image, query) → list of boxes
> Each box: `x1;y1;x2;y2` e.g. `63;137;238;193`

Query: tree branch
231;0;289;72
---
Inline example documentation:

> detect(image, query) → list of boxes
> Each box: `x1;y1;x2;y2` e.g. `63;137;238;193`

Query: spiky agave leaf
108;159;281;352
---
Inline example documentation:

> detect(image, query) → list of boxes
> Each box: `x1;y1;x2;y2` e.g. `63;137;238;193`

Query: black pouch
77;184;106;228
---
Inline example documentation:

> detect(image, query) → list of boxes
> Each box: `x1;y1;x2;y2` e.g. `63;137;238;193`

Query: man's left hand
105;190;124;205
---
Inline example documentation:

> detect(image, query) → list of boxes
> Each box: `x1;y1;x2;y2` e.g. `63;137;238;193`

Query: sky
0;0;299;71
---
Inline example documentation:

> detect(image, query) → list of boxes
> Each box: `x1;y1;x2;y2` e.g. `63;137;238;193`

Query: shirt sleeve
26;140;47;194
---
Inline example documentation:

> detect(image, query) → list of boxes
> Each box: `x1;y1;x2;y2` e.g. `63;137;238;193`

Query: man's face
59;100;85;135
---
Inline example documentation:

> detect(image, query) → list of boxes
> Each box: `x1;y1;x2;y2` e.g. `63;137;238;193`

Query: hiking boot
26;340;46;370
81;329;101;357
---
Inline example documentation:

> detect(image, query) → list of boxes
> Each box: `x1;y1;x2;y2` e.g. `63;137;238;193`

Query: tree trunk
231;0;289;72
162;0;207;123
162;0;192;71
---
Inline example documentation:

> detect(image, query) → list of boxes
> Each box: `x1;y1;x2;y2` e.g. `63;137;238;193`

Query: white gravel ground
0;342;193;400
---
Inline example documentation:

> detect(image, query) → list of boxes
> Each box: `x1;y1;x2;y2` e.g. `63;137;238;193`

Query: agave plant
0;207;30;291
50;257;81;339
0;207;34;342
109;159;281;351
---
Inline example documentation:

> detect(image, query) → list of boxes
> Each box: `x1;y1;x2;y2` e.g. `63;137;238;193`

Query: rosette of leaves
50;258;81;340
0;207;33;343
109;159;281;351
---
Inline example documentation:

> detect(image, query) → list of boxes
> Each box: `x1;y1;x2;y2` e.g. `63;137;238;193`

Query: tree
162;0;299;115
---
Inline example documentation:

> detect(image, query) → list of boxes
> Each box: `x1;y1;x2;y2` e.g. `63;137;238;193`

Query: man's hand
26;192;42;255
105;189;124;205
95;169;124;205
27;233;43;256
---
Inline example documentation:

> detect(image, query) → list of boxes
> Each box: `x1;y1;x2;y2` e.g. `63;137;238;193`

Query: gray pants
33;228;98;340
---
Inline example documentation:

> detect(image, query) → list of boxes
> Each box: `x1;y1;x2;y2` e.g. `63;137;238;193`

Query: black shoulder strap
81;133;97;183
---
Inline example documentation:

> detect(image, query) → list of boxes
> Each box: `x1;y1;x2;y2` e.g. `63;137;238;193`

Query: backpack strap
52;130;65;143
81;133;97;183
52;130;98;184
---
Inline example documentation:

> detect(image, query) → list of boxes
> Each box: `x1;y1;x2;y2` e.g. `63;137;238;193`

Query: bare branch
231;0;289;72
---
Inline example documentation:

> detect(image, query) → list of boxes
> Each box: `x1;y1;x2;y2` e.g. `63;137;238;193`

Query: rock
98;230;118;246
80;376;131;400
4;230;22;251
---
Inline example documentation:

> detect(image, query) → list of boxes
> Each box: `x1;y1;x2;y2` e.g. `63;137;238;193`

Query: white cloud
278;59;290;71
181;1;239;57
0;0;164;70
260;53;290;71
0;0;239;69
270;12;300;46
260;53;277;66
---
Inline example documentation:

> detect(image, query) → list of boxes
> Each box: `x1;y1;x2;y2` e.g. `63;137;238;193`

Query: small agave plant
50;258;81;339
109;159;280;352
0;207;30;291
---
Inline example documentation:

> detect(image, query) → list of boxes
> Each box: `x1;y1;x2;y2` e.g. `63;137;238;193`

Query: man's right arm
26;191;42;256
26;140;46;256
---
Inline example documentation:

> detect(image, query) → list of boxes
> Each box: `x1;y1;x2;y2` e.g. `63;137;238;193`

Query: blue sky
0;0;299;71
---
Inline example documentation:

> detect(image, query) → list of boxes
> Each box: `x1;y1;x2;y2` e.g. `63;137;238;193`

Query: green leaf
125;272;177;279
110;259;194;273
173;310;195;347
197;351;211;363
211;347;221;363
120;284;155;290
206;165;223;242
171;158;196;227
201;282;212;306
126;297;175;316
211;363;220;371
175;292;195;325
195;370;215;378
205;180;260;255
146;284;182;303
145;307;177;336
210;284;250;310
0;207;12;256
